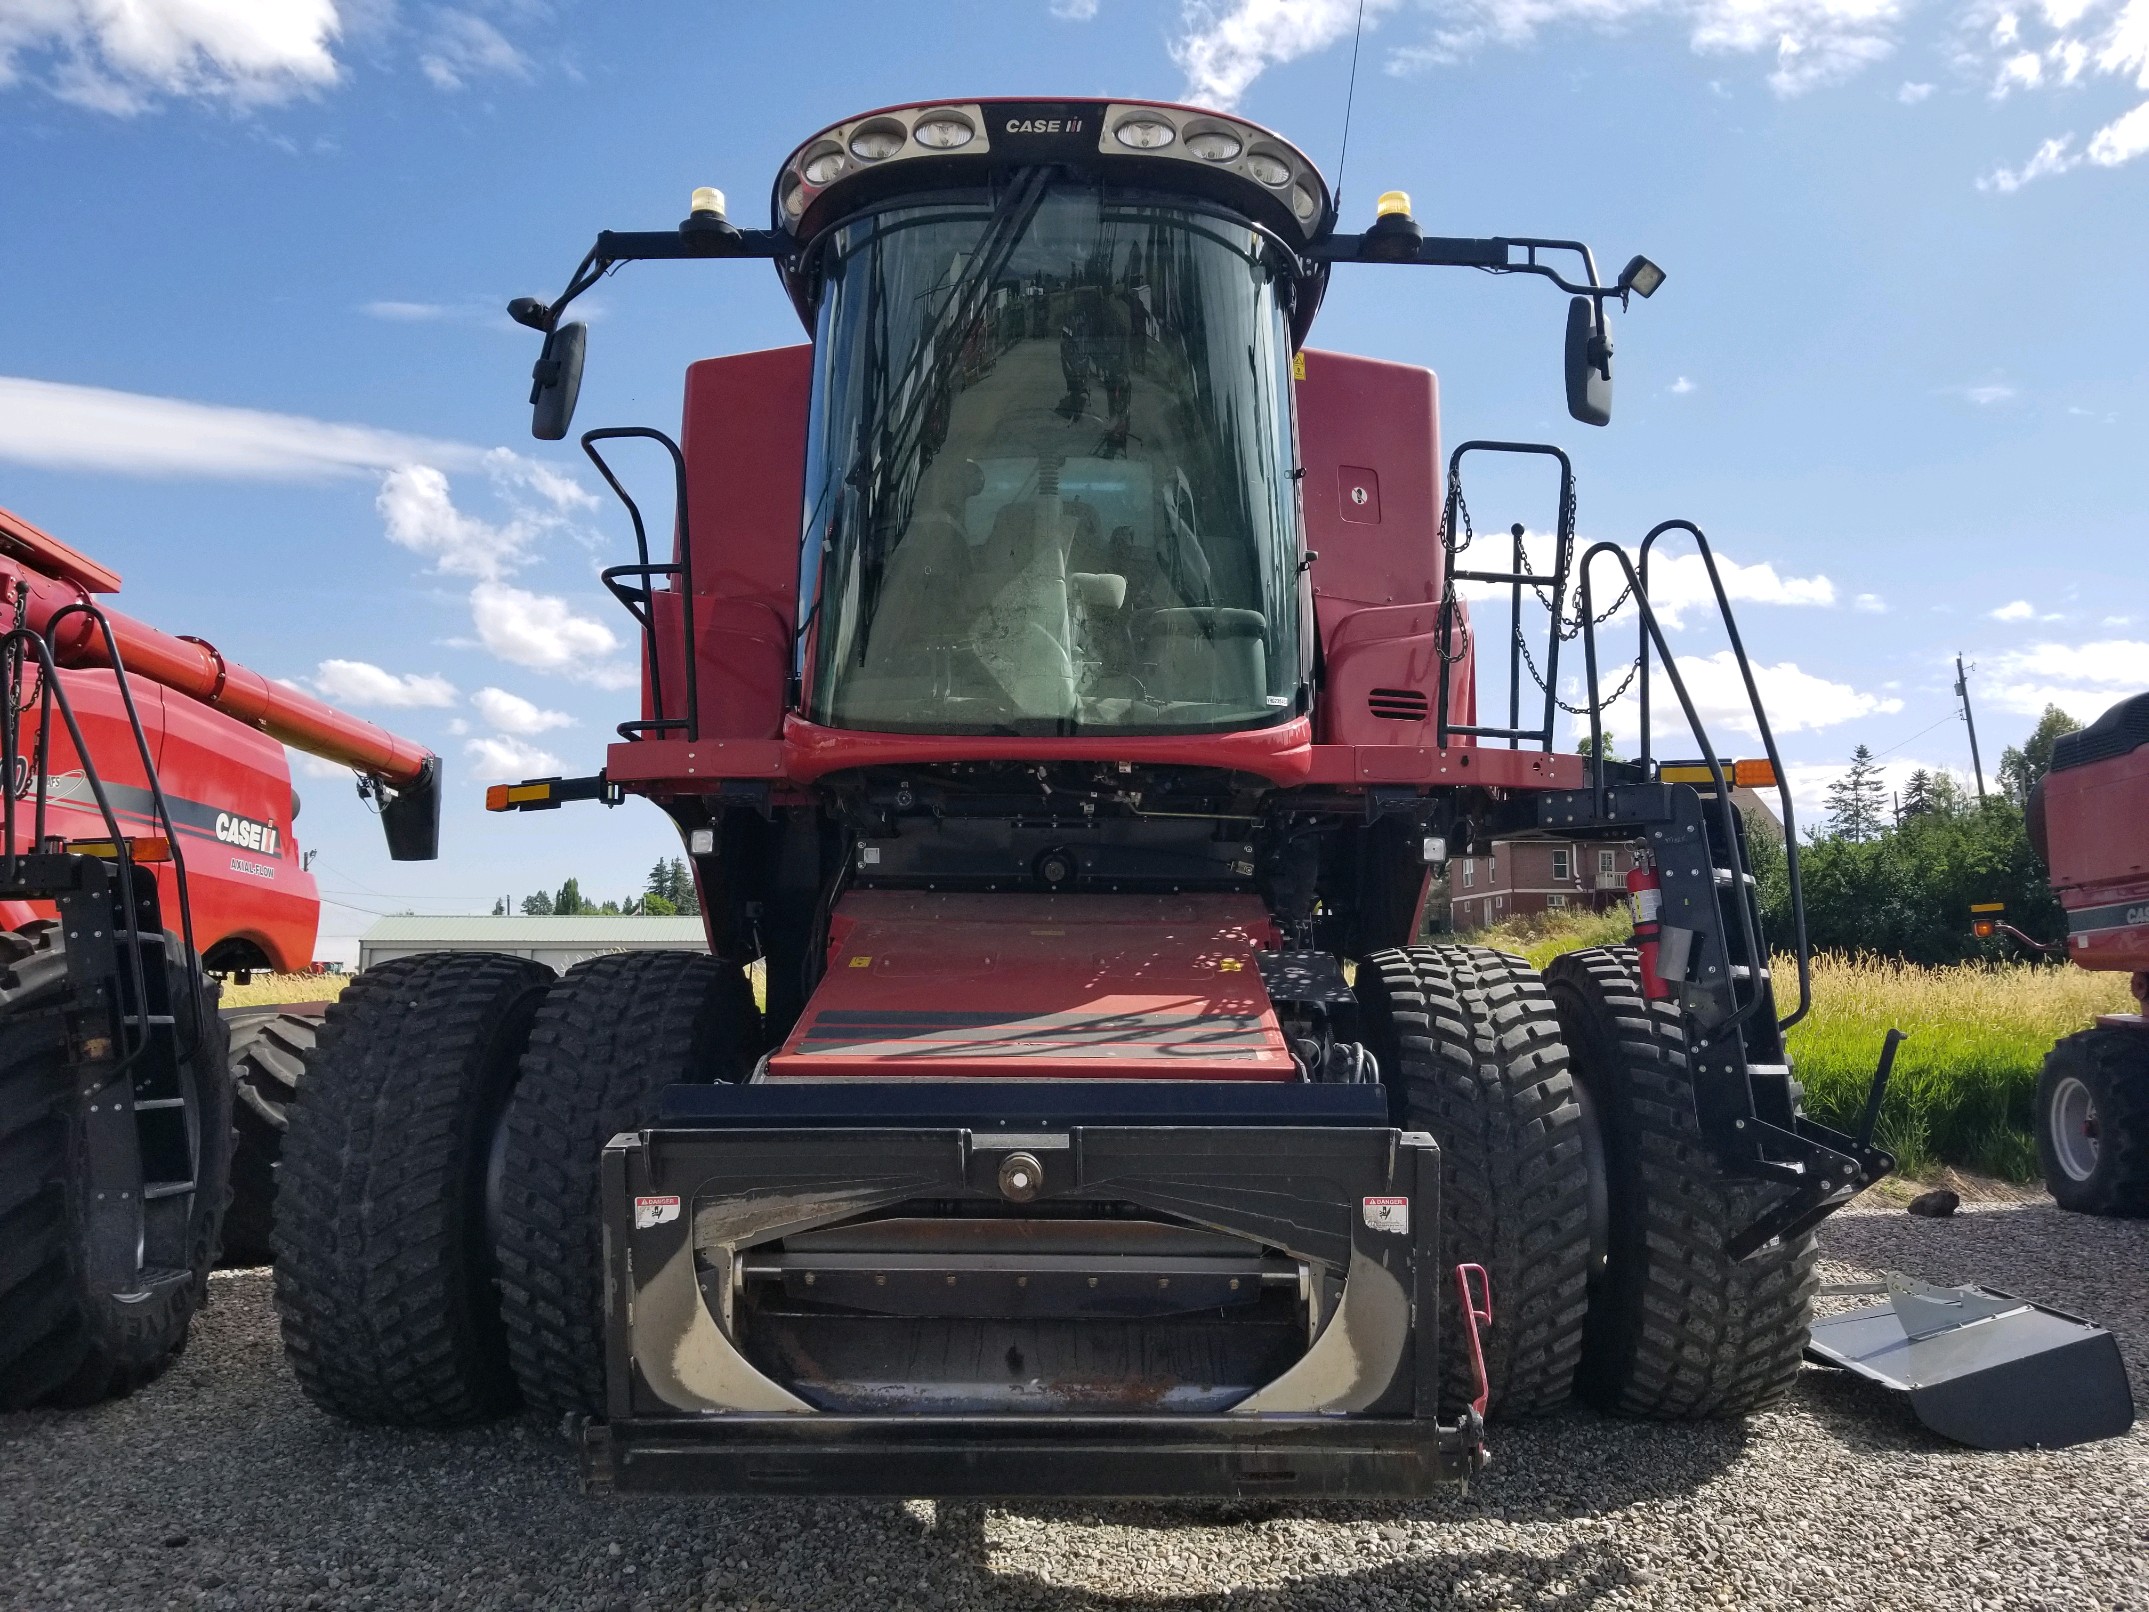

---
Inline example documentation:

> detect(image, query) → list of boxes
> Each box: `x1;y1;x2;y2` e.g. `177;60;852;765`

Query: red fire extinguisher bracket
1628;853;1673;1001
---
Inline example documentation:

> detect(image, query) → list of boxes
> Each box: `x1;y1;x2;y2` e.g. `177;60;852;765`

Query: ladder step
120;1015;176;1027
133;1097;187;1111
140;1180;194;1201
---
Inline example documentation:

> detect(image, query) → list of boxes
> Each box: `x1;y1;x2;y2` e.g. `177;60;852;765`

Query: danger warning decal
633;1195;681;1230
1362;1195;1410;1234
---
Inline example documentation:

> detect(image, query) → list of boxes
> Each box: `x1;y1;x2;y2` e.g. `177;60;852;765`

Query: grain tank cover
773;99;1332;253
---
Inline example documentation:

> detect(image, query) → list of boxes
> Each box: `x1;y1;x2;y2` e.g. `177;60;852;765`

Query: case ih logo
2130;905;2149;927
215;811;281;857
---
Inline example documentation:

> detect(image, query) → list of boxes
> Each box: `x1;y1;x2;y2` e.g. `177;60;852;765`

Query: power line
1871;708;1962;759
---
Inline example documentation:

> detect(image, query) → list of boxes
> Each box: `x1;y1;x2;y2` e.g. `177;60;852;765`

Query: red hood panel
770;891;1294;1081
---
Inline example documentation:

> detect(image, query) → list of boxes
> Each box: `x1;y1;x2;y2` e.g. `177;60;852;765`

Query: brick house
1441;788;1782;932
1446;839;1635;931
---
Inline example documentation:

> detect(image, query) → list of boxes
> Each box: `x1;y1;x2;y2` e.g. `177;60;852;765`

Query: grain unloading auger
269;98;2128;1487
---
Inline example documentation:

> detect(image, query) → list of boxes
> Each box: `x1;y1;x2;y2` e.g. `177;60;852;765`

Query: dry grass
220;972;349;1008
1447;913;2134;1180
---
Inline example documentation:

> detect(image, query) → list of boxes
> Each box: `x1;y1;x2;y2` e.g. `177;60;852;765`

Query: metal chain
1516;626;1642;717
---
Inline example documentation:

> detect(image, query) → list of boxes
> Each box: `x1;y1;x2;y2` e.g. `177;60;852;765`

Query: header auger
269;96;2126;1490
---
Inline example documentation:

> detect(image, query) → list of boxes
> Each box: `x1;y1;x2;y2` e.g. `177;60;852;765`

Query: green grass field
1453;911;2134;1179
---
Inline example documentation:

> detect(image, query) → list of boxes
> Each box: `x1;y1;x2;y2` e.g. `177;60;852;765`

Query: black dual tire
220;1007;318;1266
495;951;761;1417
272;948;760;1428
1545;947;1817;1418
273;953;553;1426
0;923;231;1410
1356;945;1593;1418
2037;1026;2149;1217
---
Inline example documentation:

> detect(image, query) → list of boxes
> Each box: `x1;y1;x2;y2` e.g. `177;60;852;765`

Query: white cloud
309;659;458;708
1467;535;1833;626
0;375;480;480
1854;592;1887;612
374;454;593;584
2088;97;2149;162
1051;0;1101;15
1982;132;2079;189
362;300;452;322
468;580;624;676
1575;654;1902;754
1995;47;2046;91
464;733;563;783
1384;0;1909;97
1898;78;1935;99
1969;0;2149;188
472;685;574;735
1990;638;2149;720
1964;381;2017;403
419;10;530;91
1990;599;2037;620
1173;0;1402;107
377;464;532;582
287;746;354;783
1669;375;1697;394
0;0;340;114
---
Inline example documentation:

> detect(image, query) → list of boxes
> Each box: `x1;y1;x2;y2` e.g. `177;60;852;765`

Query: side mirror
1565;297;1613;427
530;321;588;442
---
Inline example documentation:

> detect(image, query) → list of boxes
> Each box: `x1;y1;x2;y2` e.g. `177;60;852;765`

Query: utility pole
1955;654;1987;799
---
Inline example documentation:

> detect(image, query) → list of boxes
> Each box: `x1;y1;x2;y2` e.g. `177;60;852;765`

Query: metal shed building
357;915;709;975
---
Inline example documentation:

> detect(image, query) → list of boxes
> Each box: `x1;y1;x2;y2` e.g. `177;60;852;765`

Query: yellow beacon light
690;187;726;217
1375;190;1413;219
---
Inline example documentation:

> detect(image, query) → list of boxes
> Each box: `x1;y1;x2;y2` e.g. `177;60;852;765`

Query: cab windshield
798;179;1303;736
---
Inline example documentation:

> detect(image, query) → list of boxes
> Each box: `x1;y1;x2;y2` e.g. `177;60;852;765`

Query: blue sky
3;0;2143;942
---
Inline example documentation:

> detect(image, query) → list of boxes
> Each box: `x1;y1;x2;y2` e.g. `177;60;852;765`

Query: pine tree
1998;704;2083;805
1898;769;1936;820
554;877;584;917
645;858;674;903
1824;745;1886;842
521;891;554;916
666;857;693;909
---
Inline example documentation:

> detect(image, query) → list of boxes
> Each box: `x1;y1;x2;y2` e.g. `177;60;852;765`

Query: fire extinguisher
1628;852;1673;1001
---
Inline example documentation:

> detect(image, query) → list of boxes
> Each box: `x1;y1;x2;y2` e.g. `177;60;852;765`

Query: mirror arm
1309;232;1642;305
515;226;793;333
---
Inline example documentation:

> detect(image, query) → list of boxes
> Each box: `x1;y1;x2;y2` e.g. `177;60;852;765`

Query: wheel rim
2049;1075;2100;1182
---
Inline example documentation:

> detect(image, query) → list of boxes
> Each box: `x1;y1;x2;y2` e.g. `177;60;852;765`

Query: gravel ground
5;1199;2145;1612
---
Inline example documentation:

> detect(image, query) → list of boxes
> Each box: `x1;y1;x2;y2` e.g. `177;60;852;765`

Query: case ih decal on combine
0;503;440;1408
265;96;2132;1489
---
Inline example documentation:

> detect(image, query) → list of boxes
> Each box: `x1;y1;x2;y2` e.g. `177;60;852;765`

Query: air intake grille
1367;688;1430;722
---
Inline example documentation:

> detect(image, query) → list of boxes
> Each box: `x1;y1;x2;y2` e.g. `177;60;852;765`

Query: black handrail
1633;521;1812;1032
1;623;165;1073
1573;529;1810;1038
582;427;700;743
1435;441;1574;752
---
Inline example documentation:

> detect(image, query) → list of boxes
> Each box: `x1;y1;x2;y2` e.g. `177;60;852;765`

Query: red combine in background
0;502;439;1407
2020;693;2149;1213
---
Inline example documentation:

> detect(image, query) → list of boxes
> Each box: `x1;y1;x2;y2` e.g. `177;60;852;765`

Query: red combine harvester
0;503;438;1407
2007;693;2149;1213
273;97;2129;1485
